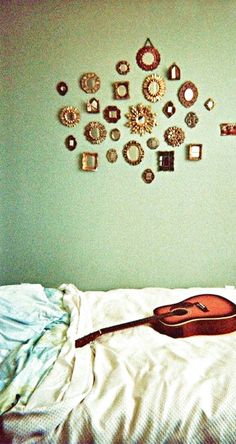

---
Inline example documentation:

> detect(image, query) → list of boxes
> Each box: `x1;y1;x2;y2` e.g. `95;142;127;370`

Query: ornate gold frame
178;81;198;108
80;72;100;93
59;106;80;127
113;81;130;100
106;149;118;163
164;126;185;147
84;121;107;144
142;75;166;102
82;152;98;171
123;141;144;165
126;103;157;136
116;60;130;75
110;128;121;141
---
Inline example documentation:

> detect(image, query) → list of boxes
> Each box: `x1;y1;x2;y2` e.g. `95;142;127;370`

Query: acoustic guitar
75;294;236;348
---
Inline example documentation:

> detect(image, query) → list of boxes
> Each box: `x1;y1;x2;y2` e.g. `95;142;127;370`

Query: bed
0;283;236;444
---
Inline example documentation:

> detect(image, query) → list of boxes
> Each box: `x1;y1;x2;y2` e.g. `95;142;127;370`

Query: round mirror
143;75;166;102
116;60;130;75
110;128;121;141
126;104;157;136
136;41;161;71
84;121;107;144
59;106;80;127
80;73;100;93
123;141;144;165
147;137;159;149
178;81;198;108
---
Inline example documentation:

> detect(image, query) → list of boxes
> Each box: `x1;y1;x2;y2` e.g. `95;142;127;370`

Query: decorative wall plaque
164;126;185;147
136;38;161;71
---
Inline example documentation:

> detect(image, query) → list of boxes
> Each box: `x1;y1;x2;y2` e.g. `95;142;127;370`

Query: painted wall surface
1;0;236;290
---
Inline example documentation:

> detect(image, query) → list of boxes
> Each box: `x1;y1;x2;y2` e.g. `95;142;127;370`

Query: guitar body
153;294;236;338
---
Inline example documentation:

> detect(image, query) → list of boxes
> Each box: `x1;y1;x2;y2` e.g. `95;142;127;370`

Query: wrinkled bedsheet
1;284;236;444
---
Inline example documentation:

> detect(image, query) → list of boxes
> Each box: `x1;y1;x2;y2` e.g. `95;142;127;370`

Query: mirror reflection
178;81;198;108
123;141;144;165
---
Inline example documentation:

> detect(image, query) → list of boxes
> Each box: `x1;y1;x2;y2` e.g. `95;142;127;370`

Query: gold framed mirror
84;121;107;144
126;104;157;136
142;75;166;102
113;81;130;100
147;137;159;149
59;106;80;127
164;126;185;147
185;112;199;128
116;60;130;75
123;140;144;165
80;73;100;93
106;149;118;163
110;128;121;141
178;81;198;108
188;144;202;161
81;152;98;171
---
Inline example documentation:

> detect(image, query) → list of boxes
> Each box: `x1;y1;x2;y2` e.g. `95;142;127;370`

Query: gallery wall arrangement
56;37;234;184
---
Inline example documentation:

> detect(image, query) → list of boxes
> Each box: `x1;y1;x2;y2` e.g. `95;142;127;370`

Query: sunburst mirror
80;73;100;93
142;74;166;102
59;106;80;127
126;104;157;136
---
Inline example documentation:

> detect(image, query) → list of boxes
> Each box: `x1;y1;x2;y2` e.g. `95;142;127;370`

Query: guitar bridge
196;302;209;312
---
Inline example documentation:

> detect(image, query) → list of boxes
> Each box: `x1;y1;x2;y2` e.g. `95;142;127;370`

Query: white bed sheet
2;285;236;444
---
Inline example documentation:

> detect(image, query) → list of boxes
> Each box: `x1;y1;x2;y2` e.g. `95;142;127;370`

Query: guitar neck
75;315;154;348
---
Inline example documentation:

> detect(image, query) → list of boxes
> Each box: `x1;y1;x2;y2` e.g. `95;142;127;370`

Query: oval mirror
59;106;80;127
110;128;121;141
143;75;166;102
123;141;144;165
84;121;107;144
80;73;100;93
147;137;159;149
178;81;198;108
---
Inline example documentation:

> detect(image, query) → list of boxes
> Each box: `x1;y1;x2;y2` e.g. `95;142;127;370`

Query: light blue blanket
0;284;70;414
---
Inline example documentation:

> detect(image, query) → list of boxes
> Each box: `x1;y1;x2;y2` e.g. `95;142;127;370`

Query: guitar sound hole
171;308;188;316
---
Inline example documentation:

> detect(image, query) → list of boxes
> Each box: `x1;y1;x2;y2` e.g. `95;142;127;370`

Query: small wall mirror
126;104;157;136
116;60;130;75
59;106;80;127
178;81;198;108
163;101;176;118
57;81;68;96
185;112;199;128
158;151;175;171
103;106;121;123
167;63;181;80
106;149;118;163
142;169;155;183
188;144;202;160
65;135;77;151
110;128;121;141
86;98;100;113
147;137;159;149
80;73;100;93
123;141;144;165
84;121;107;144
164;126;185;147
136;39;161;71
113;81;130;99
82;152;98;171
143;75;166;102
204;98;215;111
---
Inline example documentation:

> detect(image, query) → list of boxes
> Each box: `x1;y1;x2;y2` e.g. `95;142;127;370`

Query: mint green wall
1;0;236;290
